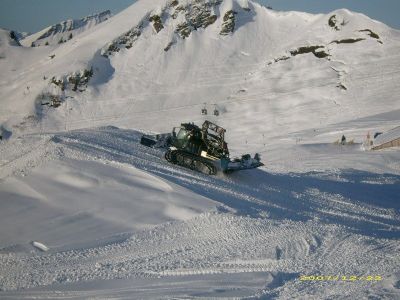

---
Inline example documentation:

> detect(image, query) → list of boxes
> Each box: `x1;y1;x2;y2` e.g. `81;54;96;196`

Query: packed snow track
0;127;399;299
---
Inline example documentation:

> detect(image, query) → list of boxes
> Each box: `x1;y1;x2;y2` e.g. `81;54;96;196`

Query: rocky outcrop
101;0;252;54
175;1;221;39
328;14;348;31
149;15;164;33
290;46;330;59
101;25;142;57
49;68;93;93
330;38;365;44
220;10;237;35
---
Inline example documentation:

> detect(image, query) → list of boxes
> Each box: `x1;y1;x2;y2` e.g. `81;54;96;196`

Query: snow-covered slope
0;0;399;298
1;126;399;298
20;10;112;47
0;0;399;146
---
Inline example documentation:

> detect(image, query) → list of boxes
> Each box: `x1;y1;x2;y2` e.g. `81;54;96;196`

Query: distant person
341;135;346;145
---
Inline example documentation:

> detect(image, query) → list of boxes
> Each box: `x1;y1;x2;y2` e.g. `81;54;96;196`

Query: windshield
176;128;188;140
172;127;189;148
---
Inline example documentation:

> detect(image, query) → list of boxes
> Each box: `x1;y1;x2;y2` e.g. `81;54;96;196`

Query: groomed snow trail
1;127;399;298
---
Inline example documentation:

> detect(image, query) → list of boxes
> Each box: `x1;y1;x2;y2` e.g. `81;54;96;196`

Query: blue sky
0;0;399;33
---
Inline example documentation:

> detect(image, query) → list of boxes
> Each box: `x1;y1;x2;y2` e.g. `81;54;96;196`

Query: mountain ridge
20;10;112;47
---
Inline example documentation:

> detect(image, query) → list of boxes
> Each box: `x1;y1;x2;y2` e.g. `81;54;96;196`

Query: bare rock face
175;0;222;39
220;10;237;35
101;0;252;55
101;26;142;57
149;15;164;33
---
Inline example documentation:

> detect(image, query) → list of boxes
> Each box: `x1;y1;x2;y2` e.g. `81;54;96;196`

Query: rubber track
165;149;217;175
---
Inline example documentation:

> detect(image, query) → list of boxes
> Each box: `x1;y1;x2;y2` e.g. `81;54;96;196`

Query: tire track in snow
1;127;399;295
0;214;330;291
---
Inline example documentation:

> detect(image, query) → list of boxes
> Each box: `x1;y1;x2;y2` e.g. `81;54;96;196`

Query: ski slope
1;0;400;298
0;126;399;298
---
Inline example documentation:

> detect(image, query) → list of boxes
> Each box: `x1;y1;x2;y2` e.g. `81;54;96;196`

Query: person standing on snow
341;134;346;145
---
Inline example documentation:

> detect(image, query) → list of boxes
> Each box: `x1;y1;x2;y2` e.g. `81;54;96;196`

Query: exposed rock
176;22;192;39
330;38;365;44
164;41;174;52
50;68;93;93
101;25;142;57
362;29;379;39
267;56;290;65
68;68;93;92
328;15;339;30
39;93;63;108
268;45;330;66
290;45;329;58
9;31;21;46
101;0;247;53
149;15;164;33
9;30;29;42
220;10;237;35
313;49;330;58
51;77;65;91
359;29;380;40
328;14;348;31
186;5;216;29
175;1;220;39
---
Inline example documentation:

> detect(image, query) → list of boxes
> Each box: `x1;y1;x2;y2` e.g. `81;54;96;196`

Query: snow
0;0;400;298
0;131;216;250
1;125;399;298
32;241;49;252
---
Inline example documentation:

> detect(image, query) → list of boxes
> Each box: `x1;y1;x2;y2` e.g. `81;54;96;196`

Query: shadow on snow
53;127;400;239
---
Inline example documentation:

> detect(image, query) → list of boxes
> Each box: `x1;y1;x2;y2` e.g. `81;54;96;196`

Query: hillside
1;0;399;143
0;0;399;298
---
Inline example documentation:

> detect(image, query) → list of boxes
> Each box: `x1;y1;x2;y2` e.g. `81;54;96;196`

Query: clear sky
0;0;399;34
